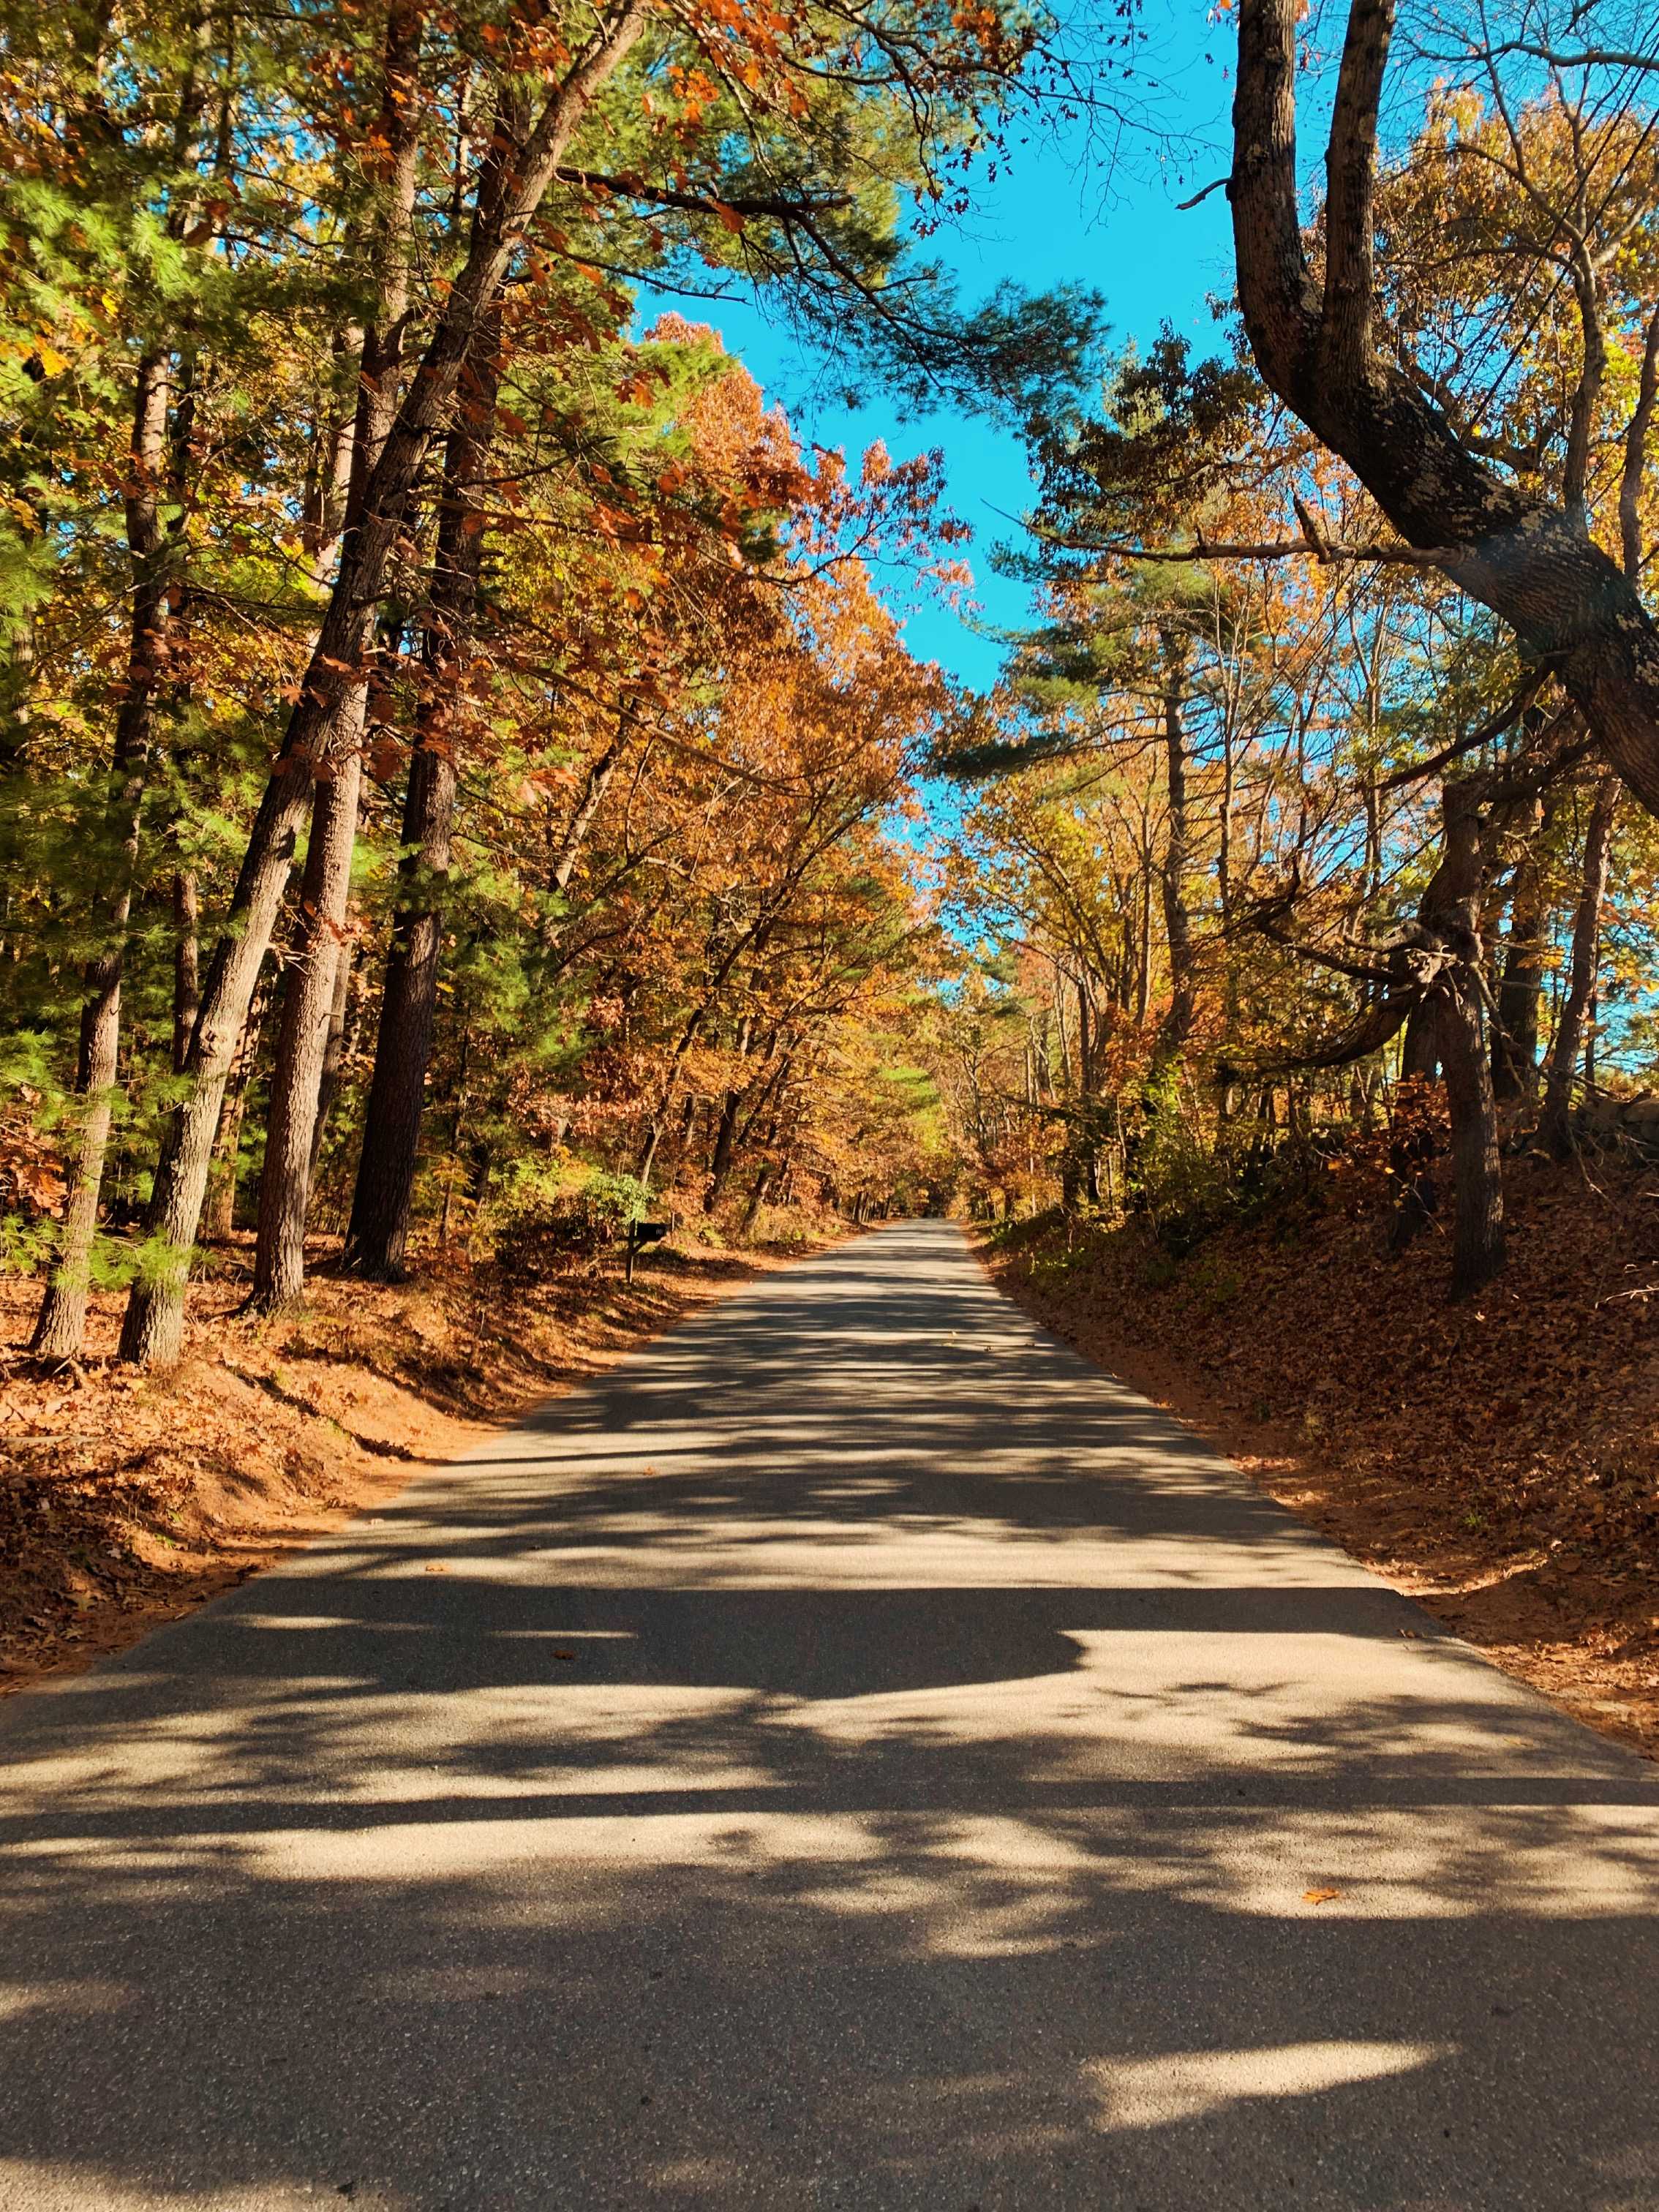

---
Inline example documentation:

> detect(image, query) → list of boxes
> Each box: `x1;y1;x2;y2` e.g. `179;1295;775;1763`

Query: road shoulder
979;1214;1659;1767
1;1235;830;1697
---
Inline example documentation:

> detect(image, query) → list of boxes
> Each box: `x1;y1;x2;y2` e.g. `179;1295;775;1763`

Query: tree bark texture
249;748;364;1309
248;0;424;1309
309;935;354;1181
1152;638;1197;1070
33;352;173;1358
1418;781;1505;1293
1439;974;1505;1298
203;977;269;1241
172;869;199;1075
344;299;508;1276
342;739;457;1274
1399;1000;1440;1079
1542;774;1617;1153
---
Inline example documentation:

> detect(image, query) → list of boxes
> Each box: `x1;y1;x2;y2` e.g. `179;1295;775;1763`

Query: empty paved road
3;1220;1658;2209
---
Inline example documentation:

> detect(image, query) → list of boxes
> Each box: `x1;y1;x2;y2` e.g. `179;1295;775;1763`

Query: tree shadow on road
2;1224;1658;2208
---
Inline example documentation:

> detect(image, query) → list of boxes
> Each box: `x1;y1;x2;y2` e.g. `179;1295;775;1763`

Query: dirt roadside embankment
1;1235;818;1694
982;1156;1659;1762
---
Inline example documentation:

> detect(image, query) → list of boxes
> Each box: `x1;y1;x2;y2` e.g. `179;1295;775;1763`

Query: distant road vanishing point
2;1220;1658;2209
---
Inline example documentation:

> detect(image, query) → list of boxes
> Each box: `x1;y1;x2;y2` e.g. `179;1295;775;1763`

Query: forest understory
0;1222;831;1696
984;1151;1659;1764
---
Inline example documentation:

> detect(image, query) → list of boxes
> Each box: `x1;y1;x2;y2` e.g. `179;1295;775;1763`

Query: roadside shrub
494;1168;651;1279
1131;1098;1234;1257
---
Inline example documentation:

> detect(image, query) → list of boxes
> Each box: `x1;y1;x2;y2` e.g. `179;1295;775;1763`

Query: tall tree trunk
1399;999;1439;1079
1490;805;1549;1103
1076;984;1103;1204
341;737;457;1276
734;1046;789;1154
31;353;173;1359
172;869;199;1074
120;1;647;1363
1415;780;1504;1290
704;1087;744;1208
638;1113;666;1189
549;718;630;898
1152;635;1197;1070
1542;775;1617;1156
249;752;364;1309
703;1015;753;1211
309;936;353;1181
1439;975;1505;1298
248;0;424;1313
203;977;269;1241
344;290;509;1277
1533;314;1658;1150
1228;0;1659;821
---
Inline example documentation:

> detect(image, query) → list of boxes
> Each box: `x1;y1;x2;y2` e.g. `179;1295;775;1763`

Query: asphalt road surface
3;1220;1658;2211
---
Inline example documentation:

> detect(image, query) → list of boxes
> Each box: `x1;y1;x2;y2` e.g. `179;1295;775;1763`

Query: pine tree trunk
118;4;646;1363
249;750;364;1311
343;740;457;1275
32;352;173;1360
1440;976;1505;1298
309;935;353;1181
205;1091;247;1244
1152;637;1197;1069
344;298;505;1276
204;977;270;1241
247;0;424;1311
172;869;199;1073
31;998;123;1361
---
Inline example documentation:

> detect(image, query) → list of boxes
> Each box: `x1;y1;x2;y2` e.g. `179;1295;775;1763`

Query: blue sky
673;33;1239;693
